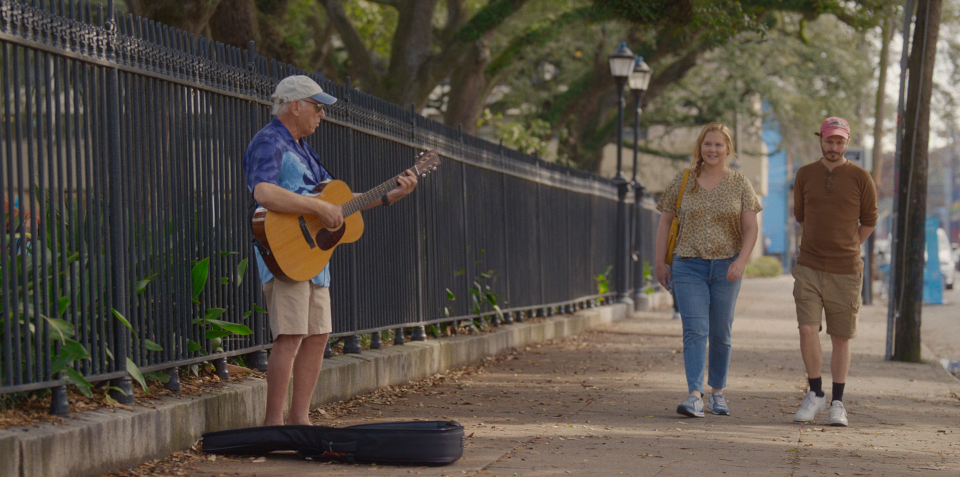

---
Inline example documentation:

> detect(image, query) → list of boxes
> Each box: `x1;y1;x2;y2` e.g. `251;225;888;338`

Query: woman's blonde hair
689;122;736;193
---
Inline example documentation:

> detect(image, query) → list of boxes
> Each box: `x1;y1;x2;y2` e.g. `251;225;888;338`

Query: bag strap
675;168;690;210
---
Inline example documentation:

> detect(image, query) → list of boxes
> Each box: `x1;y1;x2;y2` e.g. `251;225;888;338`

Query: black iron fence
0;0;660;406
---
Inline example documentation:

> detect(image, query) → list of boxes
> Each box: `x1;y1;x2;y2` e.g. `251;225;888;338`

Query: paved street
176;275;960;477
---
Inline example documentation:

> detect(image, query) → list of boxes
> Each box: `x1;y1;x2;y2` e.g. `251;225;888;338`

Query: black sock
832;382;845;402
809;377;824;397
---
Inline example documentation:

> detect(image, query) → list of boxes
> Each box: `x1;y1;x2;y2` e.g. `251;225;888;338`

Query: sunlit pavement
179;275;960;477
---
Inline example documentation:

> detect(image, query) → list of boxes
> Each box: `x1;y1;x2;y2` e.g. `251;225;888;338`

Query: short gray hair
271;100;296;116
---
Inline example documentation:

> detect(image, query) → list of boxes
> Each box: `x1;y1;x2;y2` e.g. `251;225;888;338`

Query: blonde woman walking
655;122;762;418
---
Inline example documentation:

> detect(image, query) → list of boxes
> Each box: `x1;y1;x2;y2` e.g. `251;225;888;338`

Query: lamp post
609;42;636;182
609;42;636;303
628;57;653;309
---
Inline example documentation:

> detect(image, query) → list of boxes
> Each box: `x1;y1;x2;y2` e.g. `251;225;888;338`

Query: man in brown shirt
791;117;878;427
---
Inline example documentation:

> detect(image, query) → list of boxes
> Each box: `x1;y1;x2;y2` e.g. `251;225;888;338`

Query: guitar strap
248;195;269;257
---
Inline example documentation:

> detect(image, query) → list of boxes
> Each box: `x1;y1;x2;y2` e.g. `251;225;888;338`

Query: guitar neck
341;166;416;217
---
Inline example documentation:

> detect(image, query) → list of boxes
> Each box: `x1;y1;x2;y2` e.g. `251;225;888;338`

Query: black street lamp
609;42;636;303
609;42;637;182
628;56;653;309
628;56;653;183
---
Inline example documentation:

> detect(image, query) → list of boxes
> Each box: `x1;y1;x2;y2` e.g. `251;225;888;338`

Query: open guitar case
202;420;465;465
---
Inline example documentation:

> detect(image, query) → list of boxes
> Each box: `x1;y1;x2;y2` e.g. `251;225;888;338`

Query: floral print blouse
657;169;762;260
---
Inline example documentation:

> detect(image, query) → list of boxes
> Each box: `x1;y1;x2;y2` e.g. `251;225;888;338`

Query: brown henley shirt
794;159;878;274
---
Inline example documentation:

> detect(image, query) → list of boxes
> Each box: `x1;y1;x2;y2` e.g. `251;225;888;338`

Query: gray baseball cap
272;75;337;105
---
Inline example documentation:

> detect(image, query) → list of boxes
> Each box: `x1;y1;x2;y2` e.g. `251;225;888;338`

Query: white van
937;228;955;290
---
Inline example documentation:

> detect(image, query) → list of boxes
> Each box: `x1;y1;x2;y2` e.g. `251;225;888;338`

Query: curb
0;303;629;477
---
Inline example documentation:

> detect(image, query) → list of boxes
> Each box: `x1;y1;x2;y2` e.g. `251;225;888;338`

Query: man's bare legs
263;333;329;426
799;324;850;383
830;335;850;383
799;324;823;379
288;334;329;425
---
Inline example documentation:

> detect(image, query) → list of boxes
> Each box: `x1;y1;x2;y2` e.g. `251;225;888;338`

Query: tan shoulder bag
664;169;690;265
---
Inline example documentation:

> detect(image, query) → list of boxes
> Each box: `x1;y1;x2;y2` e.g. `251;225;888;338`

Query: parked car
937;228;955;290
952;242;959;271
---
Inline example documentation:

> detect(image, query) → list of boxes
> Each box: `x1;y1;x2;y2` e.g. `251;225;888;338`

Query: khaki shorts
792;264;862;339
263;279;332;337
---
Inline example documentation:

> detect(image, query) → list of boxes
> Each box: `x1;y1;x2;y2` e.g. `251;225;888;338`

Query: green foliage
690;0;769;46
445;249;505;331
744;256;784;278
188;256;254;356
479;109;556;159
486;6;602;78
642;261;657;294
643;14;875;166
595;265;612;298
594;0;692;24
455;0;529;43
144;371;171;384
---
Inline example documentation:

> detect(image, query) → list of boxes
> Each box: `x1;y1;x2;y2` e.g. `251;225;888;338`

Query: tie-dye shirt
244;117;333;286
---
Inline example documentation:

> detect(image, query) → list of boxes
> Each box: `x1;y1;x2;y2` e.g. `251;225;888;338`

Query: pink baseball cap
817;117;850;139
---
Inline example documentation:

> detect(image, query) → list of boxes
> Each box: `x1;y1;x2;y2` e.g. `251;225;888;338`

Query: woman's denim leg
672;256;742;394
707;257;741;390
672;257;711;394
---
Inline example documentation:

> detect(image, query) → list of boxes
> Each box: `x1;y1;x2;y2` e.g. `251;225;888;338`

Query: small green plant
468;269;505;328
744;256;784;278
444;249;505;332
642;261;657;294
187;254;256;356
595;265;612;302
111;308;164;395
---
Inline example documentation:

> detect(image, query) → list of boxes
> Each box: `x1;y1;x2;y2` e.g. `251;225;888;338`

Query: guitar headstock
412;150;440;177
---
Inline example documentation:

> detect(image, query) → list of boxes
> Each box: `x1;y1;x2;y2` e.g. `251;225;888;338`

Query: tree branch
487;6;608;78
453;0;531;43
321;0;381;90
642;45;707;108
443;0;468;41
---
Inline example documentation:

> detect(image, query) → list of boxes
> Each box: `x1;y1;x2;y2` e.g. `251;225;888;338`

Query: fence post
632;183;646;309
104;0;134;405
614;174;631;305
342;76;361;354
411;103;427;340
498;140;512;325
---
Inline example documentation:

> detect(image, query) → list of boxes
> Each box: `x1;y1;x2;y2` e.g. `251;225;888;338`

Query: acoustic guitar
252;150;440;282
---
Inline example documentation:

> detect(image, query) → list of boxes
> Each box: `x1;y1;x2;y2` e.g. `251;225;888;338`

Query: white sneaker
794;391;828;422
828;400;848;427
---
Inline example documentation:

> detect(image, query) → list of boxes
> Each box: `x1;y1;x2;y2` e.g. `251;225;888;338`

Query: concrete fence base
0;303;628;477
635;289;673;312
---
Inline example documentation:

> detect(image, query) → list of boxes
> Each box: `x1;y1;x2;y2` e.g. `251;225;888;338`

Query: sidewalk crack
473;434;544;475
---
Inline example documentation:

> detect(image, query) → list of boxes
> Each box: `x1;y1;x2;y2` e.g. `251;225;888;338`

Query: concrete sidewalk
182;275;960;477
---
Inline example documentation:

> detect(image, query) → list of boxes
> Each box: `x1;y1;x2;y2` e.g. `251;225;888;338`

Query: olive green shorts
792;264;862;339
263;279;332;337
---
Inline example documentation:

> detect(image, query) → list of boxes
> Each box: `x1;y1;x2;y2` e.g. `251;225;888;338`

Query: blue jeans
672;255;742;394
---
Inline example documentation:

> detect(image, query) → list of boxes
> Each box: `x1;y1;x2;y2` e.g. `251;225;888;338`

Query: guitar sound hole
316;226;345;251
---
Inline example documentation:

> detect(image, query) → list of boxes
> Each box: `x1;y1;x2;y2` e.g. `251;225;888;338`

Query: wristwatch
381;194;390;206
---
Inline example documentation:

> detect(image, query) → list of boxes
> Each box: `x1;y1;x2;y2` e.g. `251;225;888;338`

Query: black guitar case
201;420;464;465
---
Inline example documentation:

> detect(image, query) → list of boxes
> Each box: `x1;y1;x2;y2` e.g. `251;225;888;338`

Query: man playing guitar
243;75;417;426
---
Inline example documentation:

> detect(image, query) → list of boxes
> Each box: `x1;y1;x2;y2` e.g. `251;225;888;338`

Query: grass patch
744;256;784;278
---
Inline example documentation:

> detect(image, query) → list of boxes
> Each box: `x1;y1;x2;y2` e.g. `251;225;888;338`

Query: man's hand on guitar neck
391;170;419;202
253;182;344;229
360;170;419;211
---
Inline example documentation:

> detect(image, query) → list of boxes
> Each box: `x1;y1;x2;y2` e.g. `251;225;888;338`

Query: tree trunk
872;15;894;185
208;0;260;49
893;0;941;363
445;36;493;134
126;0;222;35
382;0;441;108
